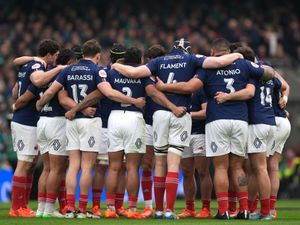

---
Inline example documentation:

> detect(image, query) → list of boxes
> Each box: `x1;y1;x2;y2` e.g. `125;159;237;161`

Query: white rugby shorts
182;134;205;159
11;122;39;160
206;119;248;157
271;117;291;155
66;117;102;152
108;110;146;154
37;117;68;156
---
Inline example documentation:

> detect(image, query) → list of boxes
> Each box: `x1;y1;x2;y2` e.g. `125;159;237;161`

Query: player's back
199;59;262;123
56;59;102;118
107;64;151;112
190;89;206;134
248;78;276;125
272;77;286;118
13;61;45;126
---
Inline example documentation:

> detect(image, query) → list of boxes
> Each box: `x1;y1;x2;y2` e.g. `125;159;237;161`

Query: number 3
224;78;235;93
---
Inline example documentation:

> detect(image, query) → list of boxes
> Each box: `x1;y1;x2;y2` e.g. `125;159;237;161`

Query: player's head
210;38;230;56
38;39;60;65
110;43;126;63
124;47;142;65
173;38;192;54
82;39;101;63
71;45;83;60
233;46;255;62
144;44;166;63
230;42;245;53
56;48;77;65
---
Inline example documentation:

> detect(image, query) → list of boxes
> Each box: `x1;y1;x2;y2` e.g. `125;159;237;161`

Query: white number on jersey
260;86;272;107
224;78;235;93
167;72;177;84
39;92;52;112
121;86;132;107
18;81;22;97
71;84;88;103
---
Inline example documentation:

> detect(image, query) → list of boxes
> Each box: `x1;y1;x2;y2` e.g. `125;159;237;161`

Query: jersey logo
250;62;259;68
32;63;41;69
135;138;142;149
253;137;262;149
99;69;107;78
17;140;25;151
195;54;204;58
211;142;218;153
180;131;188;142
53;139;61;151
88;136;95;147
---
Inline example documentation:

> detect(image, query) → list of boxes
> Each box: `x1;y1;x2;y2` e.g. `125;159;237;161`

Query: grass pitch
0;200;300;225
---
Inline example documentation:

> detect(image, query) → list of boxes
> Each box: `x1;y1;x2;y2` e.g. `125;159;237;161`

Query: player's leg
78;151;98;216
178;156;196;218
141;144;154;217
115;162;126;216
245;159;259;214
36;153;50;216
194;155;213;218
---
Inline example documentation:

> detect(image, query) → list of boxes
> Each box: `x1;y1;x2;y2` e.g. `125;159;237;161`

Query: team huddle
9;37;291;220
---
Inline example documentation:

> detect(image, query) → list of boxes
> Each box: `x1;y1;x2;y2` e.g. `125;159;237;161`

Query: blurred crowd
0;0;300;186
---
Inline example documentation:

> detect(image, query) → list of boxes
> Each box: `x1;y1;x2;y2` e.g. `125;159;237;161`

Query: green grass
1;200;300;225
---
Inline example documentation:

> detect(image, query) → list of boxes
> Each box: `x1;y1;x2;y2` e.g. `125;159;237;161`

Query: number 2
121;87;132;107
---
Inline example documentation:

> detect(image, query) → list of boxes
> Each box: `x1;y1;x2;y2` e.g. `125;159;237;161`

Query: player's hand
58;65;67;70
65;109;76;120
171;106;187;118
134;97;146;109
33;57;46;68
82;107;96;117
214;91;229;104
155;77;166;91
11;103;16;113
285;110;290;118
235;53;244;59
36;100;43;111
278;96;287;109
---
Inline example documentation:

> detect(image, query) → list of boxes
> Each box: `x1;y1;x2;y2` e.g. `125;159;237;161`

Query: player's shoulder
25;60;45;72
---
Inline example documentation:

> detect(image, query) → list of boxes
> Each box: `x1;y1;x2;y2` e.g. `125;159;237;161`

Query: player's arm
36;81;63;111
156;77;203;94
12;83;19;101
13;56;46;67
273;71;290;109
58;89;77;110
111;64;151;78
12;90;36;112
214;83;255;104
202;53;244;69
191;103;207;120
145;84;186;117
30;65;66;87
98;82;146;109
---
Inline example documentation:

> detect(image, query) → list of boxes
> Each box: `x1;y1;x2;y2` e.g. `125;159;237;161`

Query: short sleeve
273;77;282;90
96;68;108;85
55;69;67;87
144;76;155;87
29;62;46;79
198;89;207;104
191;54;206;68
194;68;206;84
146;58;159;75
248;78;257;85
27;84;39;96
245;60;264;80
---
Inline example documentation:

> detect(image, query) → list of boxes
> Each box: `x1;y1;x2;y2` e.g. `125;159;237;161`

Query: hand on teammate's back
214;91;229;104
65;109;76;120
171;106;186;118
36;100;42;111
134;97;146;109
155;77;166;91
82;107;96;118
278;97;287;109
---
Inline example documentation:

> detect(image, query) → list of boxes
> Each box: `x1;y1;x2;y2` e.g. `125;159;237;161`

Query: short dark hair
71;45;83;60
56;48;77;65
38;39;60;57
110;43;126;63
144;44;166;62
124;47;142;64
82;39;101;57
234;46;255;62
230;42;246;53
211;38;230;53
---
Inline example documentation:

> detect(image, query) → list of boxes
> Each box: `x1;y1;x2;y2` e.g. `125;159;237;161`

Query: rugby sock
166;172;179;212
92;189;102;208
248;194;259;212
58;179;66;210
11;176;27;209
237;192;248;211
228;191;237;212
260;198;270;216
216;192;228;215
66;194;76;211
142;170;153;208
37;192;46;213
79;194;88;213
186;199;195;211
106;193;116;210
44;192;57;214
202;199;211;210
270;195;277;210
154;176;166;211
25;176;33;206
128;195;138;211
115;193;124;209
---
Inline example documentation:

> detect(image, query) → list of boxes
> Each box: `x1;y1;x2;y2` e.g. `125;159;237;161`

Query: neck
84;57;97;64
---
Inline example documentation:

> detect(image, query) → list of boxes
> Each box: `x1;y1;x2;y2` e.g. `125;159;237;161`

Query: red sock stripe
216;192;228;215
66;194;76;211
106;193;115;206
38;192;46;202
202;199;211;210
128;195;138;209
46;192;57;203
237;192;248;211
